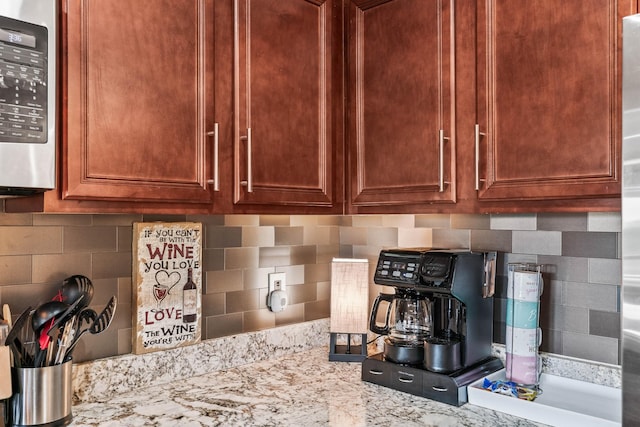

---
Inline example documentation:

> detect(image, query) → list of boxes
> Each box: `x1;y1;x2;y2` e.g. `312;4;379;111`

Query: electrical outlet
268;272;286;294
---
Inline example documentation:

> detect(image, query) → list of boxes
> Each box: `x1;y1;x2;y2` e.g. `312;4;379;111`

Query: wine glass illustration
152;270;182;311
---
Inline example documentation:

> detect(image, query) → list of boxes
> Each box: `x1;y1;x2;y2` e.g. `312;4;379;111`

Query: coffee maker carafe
369;289;432;365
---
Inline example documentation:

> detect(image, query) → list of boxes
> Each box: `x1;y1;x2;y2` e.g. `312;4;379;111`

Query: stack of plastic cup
505;263;543;386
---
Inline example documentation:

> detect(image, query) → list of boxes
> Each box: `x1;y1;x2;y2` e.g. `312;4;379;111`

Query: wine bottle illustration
182;268;197;323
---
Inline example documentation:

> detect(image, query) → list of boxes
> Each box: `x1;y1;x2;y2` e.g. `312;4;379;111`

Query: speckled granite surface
69;346;546;427
65;319;620;426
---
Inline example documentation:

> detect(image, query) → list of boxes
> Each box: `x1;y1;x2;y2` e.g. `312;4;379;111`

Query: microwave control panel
0;16;47;144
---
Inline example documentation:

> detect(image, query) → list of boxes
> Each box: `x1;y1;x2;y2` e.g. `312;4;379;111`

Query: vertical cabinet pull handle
240;127;253;192
206;123;220;191
475;124;486;191
438;129;449;193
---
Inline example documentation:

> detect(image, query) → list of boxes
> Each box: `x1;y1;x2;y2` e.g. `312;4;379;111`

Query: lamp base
329;333;367;362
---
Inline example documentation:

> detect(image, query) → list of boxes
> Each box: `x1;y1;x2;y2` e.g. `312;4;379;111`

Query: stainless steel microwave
0;0;56;196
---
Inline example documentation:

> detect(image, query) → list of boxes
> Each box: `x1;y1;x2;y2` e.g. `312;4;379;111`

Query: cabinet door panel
349;0;455;207
233;0;339;207
476;0;631;201
64;0;215;203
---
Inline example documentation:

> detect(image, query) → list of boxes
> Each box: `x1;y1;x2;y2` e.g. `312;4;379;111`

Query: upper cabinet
229;0;343;212
7;0;343;214
347;0;634;213
474;0;630;202
347;0;455;207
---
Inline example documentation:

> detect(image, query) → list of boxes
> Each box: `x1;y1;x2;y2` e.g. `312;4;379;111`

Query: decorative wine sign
132;222;202;354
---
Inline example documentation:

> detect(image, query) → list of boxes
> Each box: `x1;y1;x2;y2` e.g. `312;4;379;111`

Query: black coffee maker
362;249;503;406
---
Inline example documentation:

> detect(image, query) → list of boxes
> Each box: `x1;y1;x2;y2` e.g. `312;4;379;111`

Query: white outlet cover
268;272;286;292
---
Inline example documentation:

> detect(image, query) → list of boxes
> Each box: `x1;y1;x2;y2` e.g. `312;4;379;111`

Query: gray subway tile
563;282;618;312
226;247;259;269
224;215;258;226
93;214;141;226
562;306;589;334
432;229;469;249
562;332;619;364
470;230;512;253
64;226;117;253
537;213;587;231
34;214;92;226
562;232;618;259
367;227;398;247
0;255;31;285
92;251;131;280
538;255;588;283
32;253;92;284
589;309;620;339
589;258;621;285
539;329;562;354
0;226;62;256
588;212;621;232
259;215;290;226
512;231;562;255
206;313;243;339
351;215;384;227
206;226;242;248
275;226;303;246
242;226;275;247
226;289;259;313
381;215;415;227
290;245;317;265
243;309;276;332
415;214;451;228
398;227;433;248
451;214;490;230
490;213;536;230
205;269;243;293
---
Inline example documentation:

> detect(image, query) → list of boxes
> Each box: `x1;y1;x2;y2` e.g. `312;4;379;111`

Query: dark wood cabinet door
232;0;342;209
63;0;216;203
347;0;455;208
475;0;634;201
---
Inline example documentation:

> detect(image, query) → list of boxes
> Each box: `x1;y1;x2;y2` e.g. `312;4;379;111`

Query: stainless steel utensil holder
9;360;72;427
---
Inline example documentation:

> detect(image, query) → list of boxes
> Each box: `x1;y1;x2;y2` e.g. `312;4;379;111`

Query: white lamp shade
330;258;369;334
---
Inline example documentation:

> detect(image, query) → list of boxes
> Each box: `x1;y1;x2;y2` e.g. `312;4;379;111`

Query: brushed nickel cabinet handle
432;385;448;392
475;124;486;191
439;129;450;192
206;123;220;191
239;127;253;192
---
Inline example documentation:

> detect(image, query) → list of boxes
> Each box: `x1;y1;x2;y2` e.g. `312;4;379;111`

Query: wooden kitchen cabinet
226;0;344;212
347;0;455;208
348;0;634;213
7;0;344;214
472;0;633;203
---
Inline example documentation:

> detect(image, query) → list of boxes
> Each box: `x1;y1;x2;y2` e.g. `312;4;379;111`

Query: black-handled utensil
63;296;117;361
4;307;32;368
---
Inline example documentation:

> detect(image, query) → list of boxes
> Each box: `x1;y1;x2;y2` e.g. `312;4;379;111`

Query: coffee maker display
362;249;503;406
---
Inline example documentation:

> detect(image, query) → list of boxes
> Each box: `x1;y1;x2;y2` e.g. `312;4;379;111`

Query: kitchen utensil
61;274;94;308
5;307;32;368
0;345;11;399
64;296;117;361
54;308;96;365
2;304;11;329
31;301;68;367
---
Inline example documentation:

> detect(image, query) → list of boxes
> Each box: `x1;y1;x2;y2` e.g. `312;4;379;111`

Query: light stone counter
65;319;620;426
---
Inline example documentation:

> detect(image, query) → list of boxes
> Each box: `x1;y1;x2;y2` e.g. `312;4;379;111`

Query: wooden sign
132;222;202;354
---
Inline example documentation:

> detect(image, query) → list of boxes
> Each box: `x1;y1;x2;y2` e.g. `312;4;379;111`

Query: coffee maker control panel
374;250;422;287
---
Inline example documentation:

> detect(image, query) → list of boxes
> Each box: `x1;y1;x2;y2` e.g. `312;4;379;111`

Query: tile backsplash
0;207;621;365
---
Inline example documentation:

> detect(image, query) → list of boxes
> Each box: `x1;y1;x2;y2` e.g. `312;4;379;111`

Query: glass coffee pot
369;289;432;364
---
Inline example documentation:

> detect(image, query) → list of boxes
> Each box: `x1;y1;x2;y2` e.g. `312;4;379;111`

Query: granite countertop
69;347;545;427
